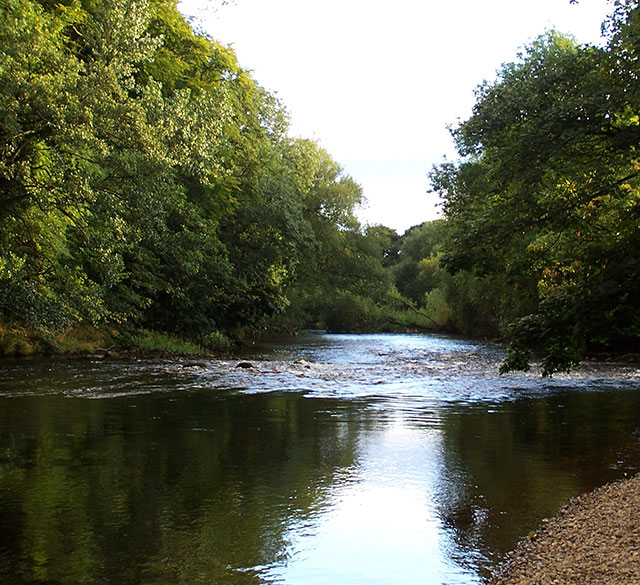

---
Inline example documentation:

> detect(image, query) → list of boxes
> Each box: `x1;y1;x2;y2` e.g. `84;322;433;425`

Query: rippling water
1;332;639;584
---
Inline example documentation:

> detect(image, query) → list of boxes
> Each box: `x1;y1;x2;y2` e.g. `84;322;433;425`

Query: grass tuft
130;330;205;355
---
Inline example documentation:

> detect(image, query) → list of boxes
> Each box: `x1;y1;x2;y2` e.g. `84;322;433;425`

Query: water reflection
0;390;369;585
1;333;640;584
437;391;640;575
270;419;479;585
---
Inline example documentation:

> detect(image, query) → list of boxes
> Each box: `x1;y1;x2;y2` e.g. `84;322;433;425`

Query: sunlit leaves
0;0;376;347
433;8;640;374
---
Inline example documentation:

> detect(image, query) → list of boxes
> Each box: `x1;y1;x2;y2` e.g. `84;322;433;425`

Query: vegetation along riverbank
1;0;639;374
487;474;640;584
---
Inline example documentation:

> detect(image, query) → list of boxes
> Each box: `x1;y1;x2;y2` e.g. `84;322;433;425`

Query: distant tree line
1;0;638;375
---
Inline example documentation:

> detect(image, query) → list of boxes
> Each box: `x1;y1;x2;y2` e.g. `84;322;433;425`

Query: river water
1;332;640;585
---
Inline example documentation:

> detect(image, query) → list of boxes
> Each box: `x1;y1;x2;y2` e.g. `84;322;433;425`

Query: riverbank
486;474;640;584
0;324;233;358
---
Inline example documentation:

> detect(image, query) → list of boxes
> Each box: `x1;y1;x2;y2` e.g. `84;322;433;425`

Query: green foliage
384;220;504;337
432;6;640;373
267;138;402;333
393;220;447;304
423;287;453;328
51;325;114;354
1;0;395;351
320;291;390;333
0;324;41;356
199;330;232;350
129;330;204;354
12;0;637;365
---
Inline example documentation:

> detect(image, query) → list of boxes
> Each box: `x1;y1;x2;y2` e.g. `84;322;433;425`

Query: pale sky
180;0;612;233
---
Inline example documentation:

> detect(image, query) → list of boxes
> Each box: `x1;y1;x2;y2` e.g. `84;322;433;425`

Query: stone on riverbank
487;474;640;584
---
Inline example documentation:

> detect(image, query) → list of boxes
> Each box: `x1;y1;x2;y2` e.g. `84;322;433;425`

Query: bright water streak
1;332;640;585
269;422;474;585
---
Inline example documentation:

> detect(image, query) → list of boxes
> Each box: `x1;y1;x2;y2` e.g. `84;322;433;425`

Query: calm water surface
1;332;640;584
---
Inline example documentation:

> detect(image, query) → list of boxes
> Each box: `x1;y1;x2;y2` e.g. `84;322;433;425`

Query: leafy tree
393;220;447;304
432;10;640;374
0;0;118;332
364;224;402;267
1;0;355;348
0;0;240;346
265;140;404;333
0;0;435;350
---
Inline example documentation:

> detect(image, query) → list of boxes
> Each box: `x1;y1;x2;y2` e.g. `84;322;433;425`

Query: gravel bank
486;474;640;584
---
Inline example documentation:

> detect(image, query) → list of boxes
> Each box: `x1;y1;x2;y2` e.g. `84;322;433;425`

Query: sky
180;0;612;233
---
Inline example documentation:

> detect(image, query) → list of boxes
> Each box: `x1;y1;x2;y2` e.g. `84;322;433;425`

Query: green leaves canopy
0;0;373;347
432;8;640;374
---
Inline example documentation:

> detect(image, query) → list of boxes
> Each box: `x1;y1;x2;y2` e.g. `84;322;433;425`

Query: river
1;332;640;584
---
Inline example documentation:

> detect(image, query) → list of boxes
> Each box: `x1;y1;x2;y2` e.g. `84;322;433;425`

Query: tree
1;0;414;350
393;220;447;304
432;14;640;375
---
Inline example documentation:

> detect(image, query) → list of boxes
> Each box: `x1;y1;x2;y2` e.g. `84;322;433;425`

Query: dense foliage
2;0;638;373
431;0;640;374
0;0;396;351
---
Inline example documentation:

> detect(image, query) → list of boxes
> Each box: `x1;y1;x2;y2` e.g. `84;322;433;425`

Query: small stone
486;474;640;585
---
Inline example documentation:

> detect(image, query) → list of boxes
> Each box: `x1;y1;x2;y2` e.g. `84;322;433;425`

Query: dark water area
1;332;640;584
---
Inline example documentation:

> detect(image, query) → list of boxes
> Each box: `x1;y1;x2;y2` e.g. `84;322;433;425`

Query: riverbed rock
236;361;254;369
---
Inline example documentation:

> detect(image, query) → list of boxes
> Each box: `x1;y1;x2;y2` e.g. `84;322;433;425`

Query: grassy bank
0;324;232;358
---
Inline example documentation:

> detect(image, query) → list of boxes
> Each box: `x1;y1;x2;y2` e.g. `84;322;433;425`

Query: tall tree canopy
0;0;382;351
431;1;640;374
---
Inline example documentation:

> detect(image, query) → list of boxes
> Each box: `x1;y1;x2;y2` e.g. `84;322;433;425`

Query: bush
321;292;392;332
0;325;39;356
200;331;232;350
423;287;453;328
129;331;204;355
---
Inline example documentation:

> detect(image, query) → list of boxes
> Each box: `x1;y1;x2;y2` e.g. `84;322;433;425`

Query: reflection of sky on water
2;332;640;585
268;417;481;585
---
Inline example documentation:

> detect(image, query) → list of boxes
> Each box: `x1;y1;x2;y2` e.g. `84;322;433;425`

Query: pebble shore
486;474;640;584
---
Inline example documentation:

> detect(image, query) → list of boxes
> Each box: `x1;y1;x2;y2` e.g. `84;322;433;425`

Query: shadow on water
435;391;640;575
1;332;639;584
0;388;373;585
